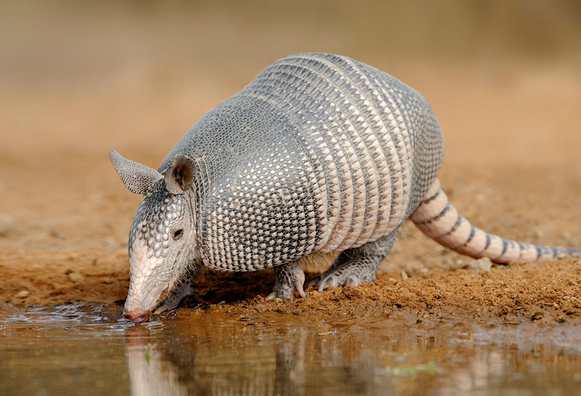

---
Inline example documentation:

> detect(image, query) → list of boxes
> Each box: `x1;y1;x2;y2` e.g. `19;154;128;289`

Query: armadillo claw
306;275;323;288
265;292;278;301
270;261;305;300
318;275;338;291
345;276;361;288
153;281;194;314
266;281;305;300
308;273;365;290
296;282;306;298
153;305;172;315
313;271;373;291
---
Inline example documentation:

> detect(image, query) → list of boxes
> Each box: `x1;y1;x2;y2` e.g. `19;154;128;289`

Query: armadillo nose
123;310;151;324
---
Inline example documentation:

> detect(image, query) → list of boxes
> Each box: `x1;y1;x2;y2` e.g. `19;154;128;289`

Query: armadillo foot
307;229;399;291
154;282;193;314
307;263;376;291
267;261;305;300
153;266;199;314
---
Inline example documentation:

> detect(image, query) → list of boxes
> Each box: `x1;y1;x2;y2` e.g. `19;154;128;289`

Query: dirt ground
1;59;580;328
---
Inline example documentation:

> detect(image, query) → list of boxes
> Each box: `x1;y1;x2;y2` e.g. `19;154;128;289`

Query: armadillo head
109;149;201;323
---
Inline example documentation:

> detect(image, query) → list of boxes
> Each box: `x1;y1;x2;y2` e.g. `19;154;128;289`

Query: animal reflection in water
123;323;395;396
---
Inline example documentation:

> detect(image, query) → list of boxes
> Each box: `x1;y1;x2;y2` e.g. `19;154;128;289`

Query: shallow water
1;303;581;396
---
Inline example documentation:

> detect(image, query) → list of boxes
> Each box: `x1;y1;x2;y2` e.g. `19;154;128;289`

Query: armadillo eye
173;229;184;240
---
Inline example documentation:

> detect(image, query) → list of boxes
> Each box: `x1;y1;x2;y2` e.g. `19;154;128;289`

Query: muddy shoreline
2;249;580;328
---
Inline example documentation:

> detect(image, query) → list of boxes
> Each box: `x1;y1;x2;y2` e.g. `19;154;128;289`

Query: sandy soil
1;62;580;327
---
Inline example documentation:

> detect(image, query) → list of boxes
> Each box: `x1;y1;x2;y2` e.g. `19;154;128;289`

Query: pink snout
123;308;151;324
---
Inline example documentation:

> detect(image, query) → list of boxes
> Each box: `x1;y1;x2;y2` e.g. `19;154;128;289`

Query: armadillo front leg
153;265;200;314
308;227;400;291
267;261;306;300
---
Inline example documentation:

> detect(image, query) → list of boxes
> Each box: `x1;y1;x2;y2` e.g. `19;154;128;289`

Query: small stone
465;257;492;272
0;225;14;237
531;312;543;321
68;272;84;283
561;300;578;315
400;271;409;280
532;227;544;239
49;229;65;240
16;290;30;298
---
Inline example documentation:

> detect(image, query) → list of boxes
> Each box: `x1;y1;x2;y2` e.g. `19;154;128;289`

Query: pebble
465;257;492;272
16;290;30;298
68;272;84;283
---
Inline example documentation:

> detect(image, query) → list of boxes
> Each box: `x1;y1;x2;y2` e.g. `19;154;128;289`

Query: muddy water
2;303;581;396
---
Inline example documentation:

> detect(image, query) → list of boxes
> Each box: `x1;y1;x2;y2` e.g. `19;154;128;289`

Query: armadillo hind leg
267;261;306;300
307;227;400;291
411;179;581;262
153;266;200;314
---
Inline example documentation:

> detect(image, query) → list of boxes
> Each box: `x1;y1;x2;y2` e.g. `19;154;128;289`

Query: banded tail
410;179;581;263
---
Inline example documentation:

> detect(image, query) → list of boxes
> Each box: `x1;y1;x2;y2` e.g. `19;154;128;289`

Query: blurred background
1;0;580;258
3;0;581;160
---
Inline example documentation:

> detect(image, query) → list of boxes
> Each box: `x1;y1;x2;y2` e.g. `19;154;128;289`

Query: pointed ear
165;154;195;194
109;149;163;195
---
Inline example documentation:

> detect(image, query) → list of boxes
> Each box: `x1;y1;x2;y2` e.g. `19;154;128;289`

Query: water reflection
121;310;581;396
2;303;581;396
123;317;396;396
125;326;189;396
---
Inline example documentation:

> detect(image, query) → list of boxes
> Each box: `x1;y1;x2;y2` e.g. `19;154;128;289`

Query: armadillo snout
123;308;151;324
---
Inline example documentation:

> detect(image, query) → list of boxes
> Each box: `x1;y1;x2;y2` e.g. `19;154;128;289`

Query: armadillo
110;53;580;323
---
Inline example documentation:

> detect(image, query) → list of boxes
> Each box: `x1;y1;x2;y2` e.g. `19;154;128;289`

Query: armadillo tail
410;179;581;263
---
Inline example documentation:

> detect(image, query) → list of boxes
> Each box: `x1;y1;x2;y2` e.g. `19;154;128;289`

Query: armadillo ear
109;149;163;195
165;154;195;195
